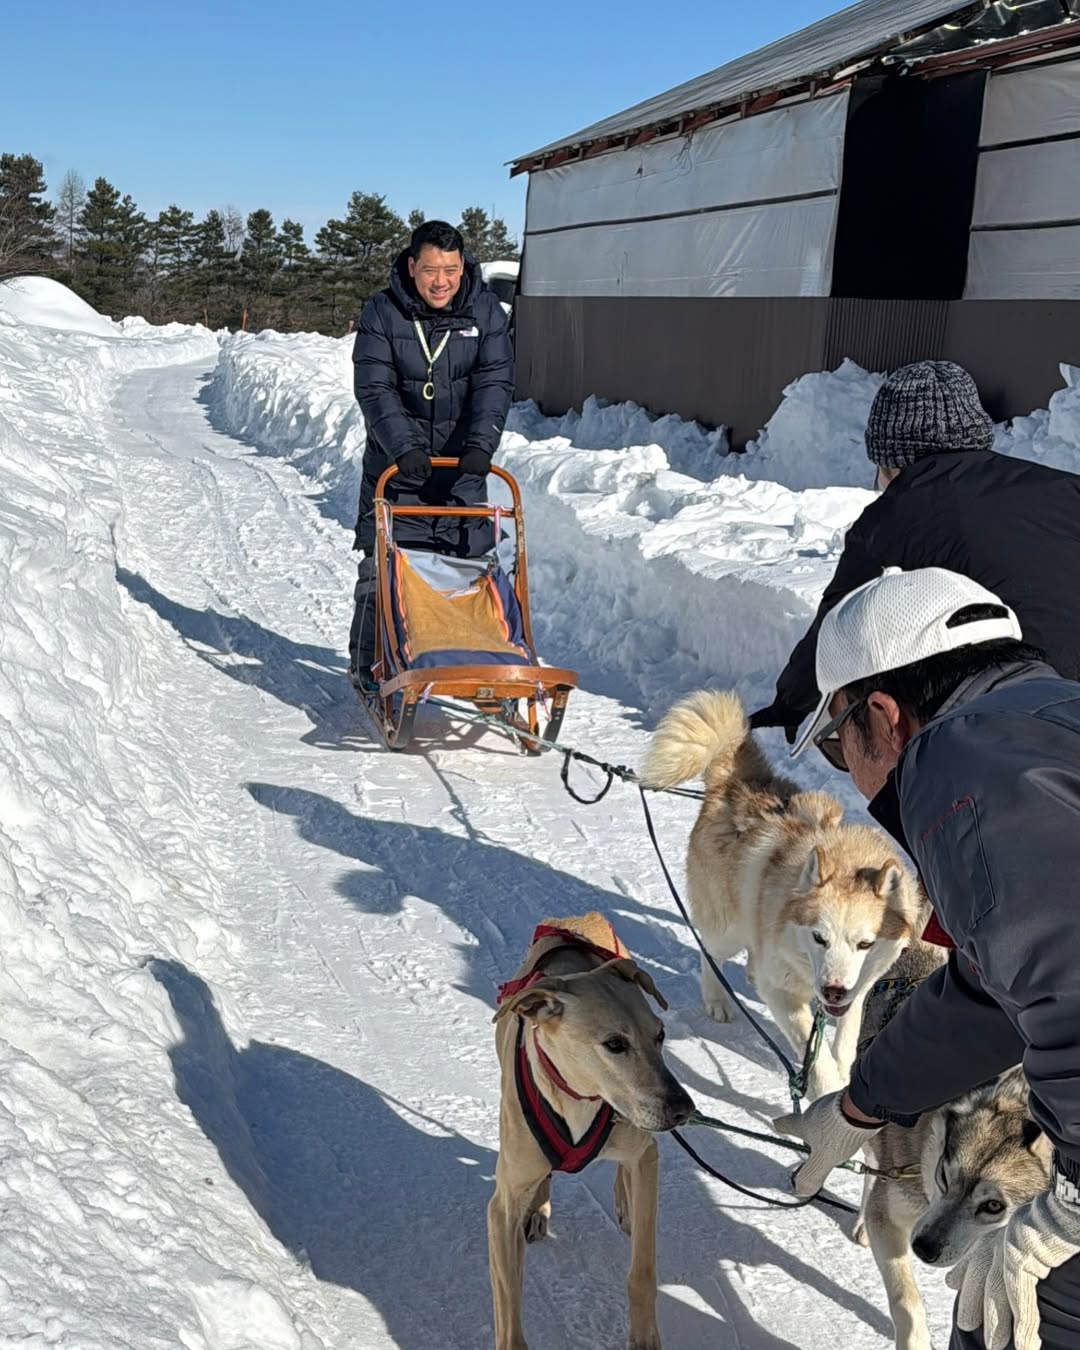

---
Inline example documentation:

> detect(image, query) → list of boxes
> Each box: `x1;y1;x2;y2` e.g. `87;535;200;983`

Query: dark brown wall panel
942;301;1080;422
514;295;829;446
824;298;949;372
515;295;1080;448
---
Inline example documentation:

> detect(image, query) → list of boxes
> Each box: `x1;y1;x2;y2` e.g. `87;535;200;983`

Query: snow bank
995;362;1080;473
0;312;319;1347
736;357;1080;487
508;393;730;481
211;329;364;527
737;359;884;490
0;274;121;336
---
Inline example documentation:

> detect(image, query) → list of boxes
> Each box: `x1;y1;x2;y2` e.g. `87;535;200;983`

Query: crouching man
348;219;514;690
775;566;1080;1350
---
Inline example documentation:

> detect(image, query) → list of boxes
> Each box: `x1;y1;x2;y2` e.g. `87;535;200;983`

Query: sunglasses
812;698;864;772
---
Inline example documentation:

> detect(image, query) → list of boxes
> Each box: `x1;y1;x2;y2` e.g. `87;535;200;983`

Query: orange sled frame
367;458;578;751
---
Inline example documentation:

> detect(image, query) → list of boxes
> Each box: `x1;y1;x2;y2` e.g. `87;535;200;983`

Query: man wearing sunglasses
772;565;1080;1350
748;360;1080;747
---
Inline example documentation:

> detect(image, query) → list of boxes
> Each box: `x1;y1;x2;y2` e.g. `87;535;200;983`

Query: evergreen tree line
0;152;520;333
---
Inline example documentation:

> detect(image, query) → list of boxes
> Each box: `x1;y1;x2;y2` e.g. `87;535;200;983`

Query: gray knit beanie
865;360;994;468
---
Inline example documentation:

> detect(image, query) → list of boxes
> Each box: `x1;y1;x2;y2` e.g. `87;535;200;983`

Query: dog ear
1022;1118;1053;1163
797;845;829;892
605;957;669;1011
874;859;905;901
491;979;566;1025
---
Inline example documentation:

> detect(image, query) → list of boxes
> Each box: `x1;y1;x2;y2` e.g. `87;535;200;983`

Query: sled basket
365;459;577;751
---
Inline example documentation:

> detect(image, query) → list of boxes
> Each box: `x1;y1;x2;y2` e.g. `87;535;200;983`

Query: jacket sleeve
352;299;423;458
847;953;1024;1124
462;296;515;457
764;522;880;728
874;712;1080;1175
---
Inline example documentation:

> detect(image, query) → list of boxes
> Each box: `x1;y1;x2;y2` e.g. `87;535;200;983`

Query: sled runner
361;458;577;752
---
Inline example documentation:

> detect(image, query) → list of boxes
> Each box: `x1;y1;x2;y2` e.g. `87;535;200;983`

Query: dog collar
514;1023;615;1174
531;1027;601;1103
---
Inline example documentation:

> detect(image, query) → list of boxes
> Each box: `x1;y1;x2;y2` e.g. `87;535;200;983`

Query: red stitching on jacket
920;795;974;842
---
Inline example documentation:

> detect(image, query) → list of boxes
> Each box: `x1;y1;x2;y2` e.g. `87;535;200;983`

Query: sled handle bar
373;459;523;518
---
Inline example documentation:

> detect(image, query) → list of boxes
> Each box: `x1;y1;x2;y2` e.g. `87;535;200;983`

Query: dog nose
911;1234;939;1265
822;984;848;1005
665;1086;695;1127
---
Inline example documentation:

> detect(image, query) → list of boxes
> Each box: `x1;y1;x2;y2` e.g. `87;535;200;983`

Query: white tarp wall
966;55;1080;299
521;91;849;299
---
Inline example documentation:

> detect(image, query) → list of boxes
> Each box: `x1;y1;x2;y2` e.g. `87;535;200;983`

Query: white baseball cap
791;566;1022;759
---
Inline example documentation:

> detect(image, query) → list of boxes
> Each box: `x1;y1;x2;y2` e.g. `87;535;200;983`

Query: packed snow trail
93;350;954;1349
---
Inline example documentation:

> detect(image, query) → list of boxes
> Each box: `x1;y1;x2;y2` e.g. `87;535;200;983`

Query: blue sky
3;0;838;246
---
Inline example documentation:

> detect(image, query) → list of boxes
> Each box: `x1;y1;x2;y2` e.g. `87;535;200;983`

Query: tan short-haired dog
487;915;693;1350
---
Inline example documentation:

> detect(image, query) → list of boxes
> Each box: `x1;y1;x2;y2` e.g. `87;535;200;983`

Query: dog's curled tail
640;689;748;792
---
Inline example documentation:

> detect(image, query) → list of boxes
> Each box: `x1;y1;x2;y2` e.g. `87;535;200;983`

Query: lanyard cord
414;319;451;401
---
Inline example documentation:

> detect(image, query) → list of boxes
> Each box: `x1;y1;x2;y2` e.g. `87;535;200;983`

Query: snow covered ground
3;276;1080;1348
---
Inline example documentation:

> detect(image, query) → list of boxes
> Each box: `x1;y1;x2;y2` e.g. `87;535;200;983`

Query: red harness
497;922;622;1174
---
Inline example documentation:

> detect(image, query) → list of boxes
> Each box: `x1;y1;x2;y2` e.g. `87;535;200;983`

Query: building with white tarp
509;0;1080;444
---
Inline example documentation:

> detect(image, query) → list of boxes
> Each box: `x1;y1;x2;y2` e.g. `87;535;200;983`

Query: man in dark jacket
347;219;514;687
773;566;1080;1350
750;361;1080;742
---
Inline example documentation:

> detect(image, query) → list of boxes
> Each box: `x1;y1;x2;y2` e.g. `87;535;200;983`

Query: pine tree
485;215;519;261
0;153;56;275
277;219;311;327
115;194;148;308
457;206;491;259
241;209;280;293
336;191;407;298
54;170;86;275
192;209;233;327
278;218;309;271
78;177;123;308
156;204;197;274
407;208;426;233
75;179;146;315
313;217;352;331
456;205;520;262
152;204;197;321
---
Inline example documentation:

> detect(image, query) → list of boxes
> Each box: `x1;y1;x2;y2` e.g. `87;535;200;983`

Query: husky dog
855;940;1052;1350
640;690;921;1099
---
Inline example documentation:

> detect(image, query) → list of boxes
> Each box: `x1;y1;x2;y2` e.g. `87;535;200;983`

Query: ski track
88;353;957;1347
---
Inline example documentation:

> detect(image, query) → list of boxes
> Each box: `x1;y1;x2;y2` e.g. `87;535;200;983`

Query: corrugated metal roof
512;0;982;166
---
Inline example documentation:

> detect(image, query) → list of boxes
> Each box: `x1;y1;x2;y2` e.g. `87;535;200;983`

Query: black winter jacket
847;661;1080;1184
754;452;1080;732
351;251;514;555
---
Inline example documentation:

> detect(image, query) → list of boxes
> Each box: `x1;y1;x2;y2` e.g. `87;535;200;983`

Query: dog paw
703;995;735;1024
626;1335;661;1350
851;1217;869;1248
523;1210;549;1244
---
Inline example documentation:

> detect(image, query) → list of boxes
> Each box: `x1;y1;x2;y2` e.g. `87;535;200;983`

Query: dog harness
497;920;624;1175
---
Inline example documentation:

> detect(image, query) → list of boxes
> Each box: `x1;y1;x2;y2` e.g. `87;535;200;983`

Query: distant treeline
0;152;520;333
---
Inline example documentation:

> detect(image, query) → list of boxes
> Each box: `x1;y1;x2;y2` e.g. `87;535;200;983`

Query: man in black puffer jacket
750;361;1080;742
348;219;514;687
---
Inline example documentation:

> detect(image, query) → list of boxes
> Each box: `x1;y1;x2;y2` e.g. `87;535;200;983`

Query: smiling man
773;566;1080;1350
347;219;514;690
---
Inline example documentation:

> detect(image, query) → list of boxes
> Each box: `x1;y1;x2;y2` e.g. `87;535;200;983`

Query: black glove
395;447;431;481
457;445;492;476
748;704;800;746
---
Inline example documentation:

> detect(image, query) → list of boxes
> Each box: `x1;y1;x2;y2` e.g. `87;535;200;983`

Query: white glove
772;1091;882;1197
947;1188;1080;1350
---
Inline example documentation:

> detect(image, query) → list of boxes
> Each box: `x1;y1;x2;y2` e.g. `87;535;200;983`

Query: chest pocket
917;795;996;942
